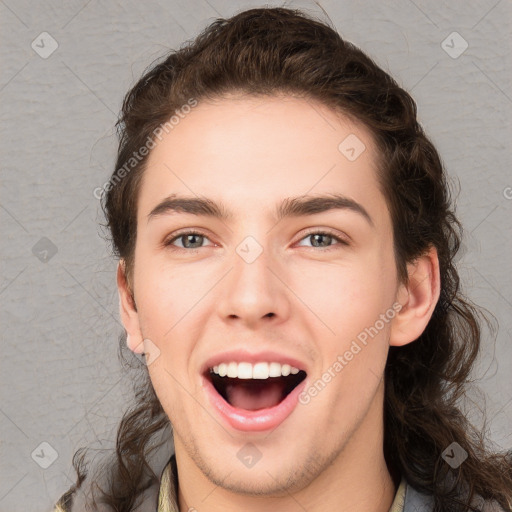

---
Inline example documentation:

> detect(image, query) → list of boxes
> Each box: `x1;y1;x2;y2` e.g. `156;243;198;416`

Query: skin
118;93;440;512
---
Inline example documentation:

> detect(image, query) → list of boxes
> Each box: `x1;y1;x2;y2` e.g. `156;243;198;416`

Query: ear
389;246;441;347
117;259;144;354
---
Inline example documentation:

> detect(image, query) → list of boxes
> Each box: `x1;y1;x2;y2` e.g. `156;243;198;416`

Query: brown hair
59;7;512;511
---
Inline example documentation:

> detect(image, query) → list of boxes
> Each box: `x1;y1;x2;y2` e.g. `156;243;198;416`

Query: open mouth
206;363;307;411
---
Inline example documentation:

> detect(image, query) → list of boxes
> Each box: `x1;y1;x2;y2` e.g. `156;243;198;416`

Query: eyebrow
147;193;374;227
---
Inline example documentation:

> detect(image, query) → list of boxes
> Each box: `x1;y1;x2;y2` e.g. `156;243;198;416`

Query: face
122;94;403;495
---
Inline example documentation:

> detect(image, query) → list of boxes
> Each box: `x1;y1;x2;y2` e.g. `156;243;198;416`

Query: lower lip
202;375;307;432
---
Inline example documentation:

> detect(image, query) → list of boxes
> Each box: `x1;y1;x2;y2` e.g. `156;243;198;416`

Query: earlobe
117;260;144;354
389;246;441;347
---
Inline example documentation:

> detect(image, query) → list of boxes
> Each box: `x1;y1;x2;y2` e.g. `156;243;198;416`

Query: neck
175;382;396;512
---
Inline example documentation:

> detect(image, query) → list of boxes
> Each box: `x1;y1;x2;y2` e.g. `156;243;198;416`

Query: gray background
1;0;511;510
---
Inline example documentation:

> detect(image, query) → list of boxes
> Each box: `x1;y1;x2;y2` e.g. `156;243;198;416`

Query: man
54;7;512;511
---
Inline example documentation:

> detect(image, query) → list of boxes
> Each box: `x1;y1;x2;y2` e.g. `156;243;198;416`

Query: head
69;7;511;511
116;89;441;493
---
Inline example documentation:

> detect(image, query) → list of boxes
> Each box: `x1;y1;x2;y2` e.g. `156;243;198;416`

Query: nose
216;242;291;329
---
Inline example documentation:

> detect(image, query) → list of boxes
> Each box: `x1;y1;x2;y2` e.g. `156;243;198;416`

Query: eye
295;230;349;250
163;228;349;252
164;230;214;250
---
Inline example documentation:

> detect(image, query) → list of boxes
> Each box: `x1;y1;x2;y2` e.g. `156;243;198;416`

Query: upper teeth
211;362;301;379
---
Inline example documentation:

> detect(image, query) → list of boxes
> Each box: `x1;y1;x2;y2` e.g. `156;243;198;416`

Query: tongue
225;379;285;411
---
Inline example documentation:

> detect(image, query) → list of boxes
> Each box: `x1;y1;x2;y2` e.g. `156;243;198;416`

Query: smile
202;358;308;432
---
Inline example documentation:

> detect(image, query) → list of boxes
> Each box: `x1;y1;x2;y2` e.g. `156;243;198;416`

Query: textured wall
1;1;511;510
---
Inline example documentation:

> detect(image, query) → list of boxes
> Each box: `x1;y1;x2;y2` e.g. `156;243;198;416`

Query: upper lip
201;349;309;376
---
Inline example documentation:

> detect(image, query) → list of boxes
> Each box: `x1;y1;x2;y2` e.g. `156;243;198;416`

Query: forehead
137;94;388;227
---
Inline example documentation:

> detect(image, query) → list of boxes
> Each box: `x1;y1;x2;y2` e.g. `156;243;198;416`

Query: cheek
290;260;392;335
135;270;196;421
134;262;209;380
290;256;395;406
134;259;199;336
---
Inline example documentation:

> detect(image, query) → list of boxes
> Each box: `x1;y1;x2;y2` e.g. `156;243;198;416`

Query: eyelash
163;228;350;252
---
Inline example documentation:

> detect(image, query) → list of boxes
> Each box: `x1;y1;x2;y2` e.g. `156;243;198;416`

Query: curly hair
58;6;512;511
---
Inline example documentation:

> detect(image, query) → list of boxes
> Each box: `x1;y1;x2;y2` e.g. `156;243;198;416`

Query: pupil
312;234;331;247
184;234;202;248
